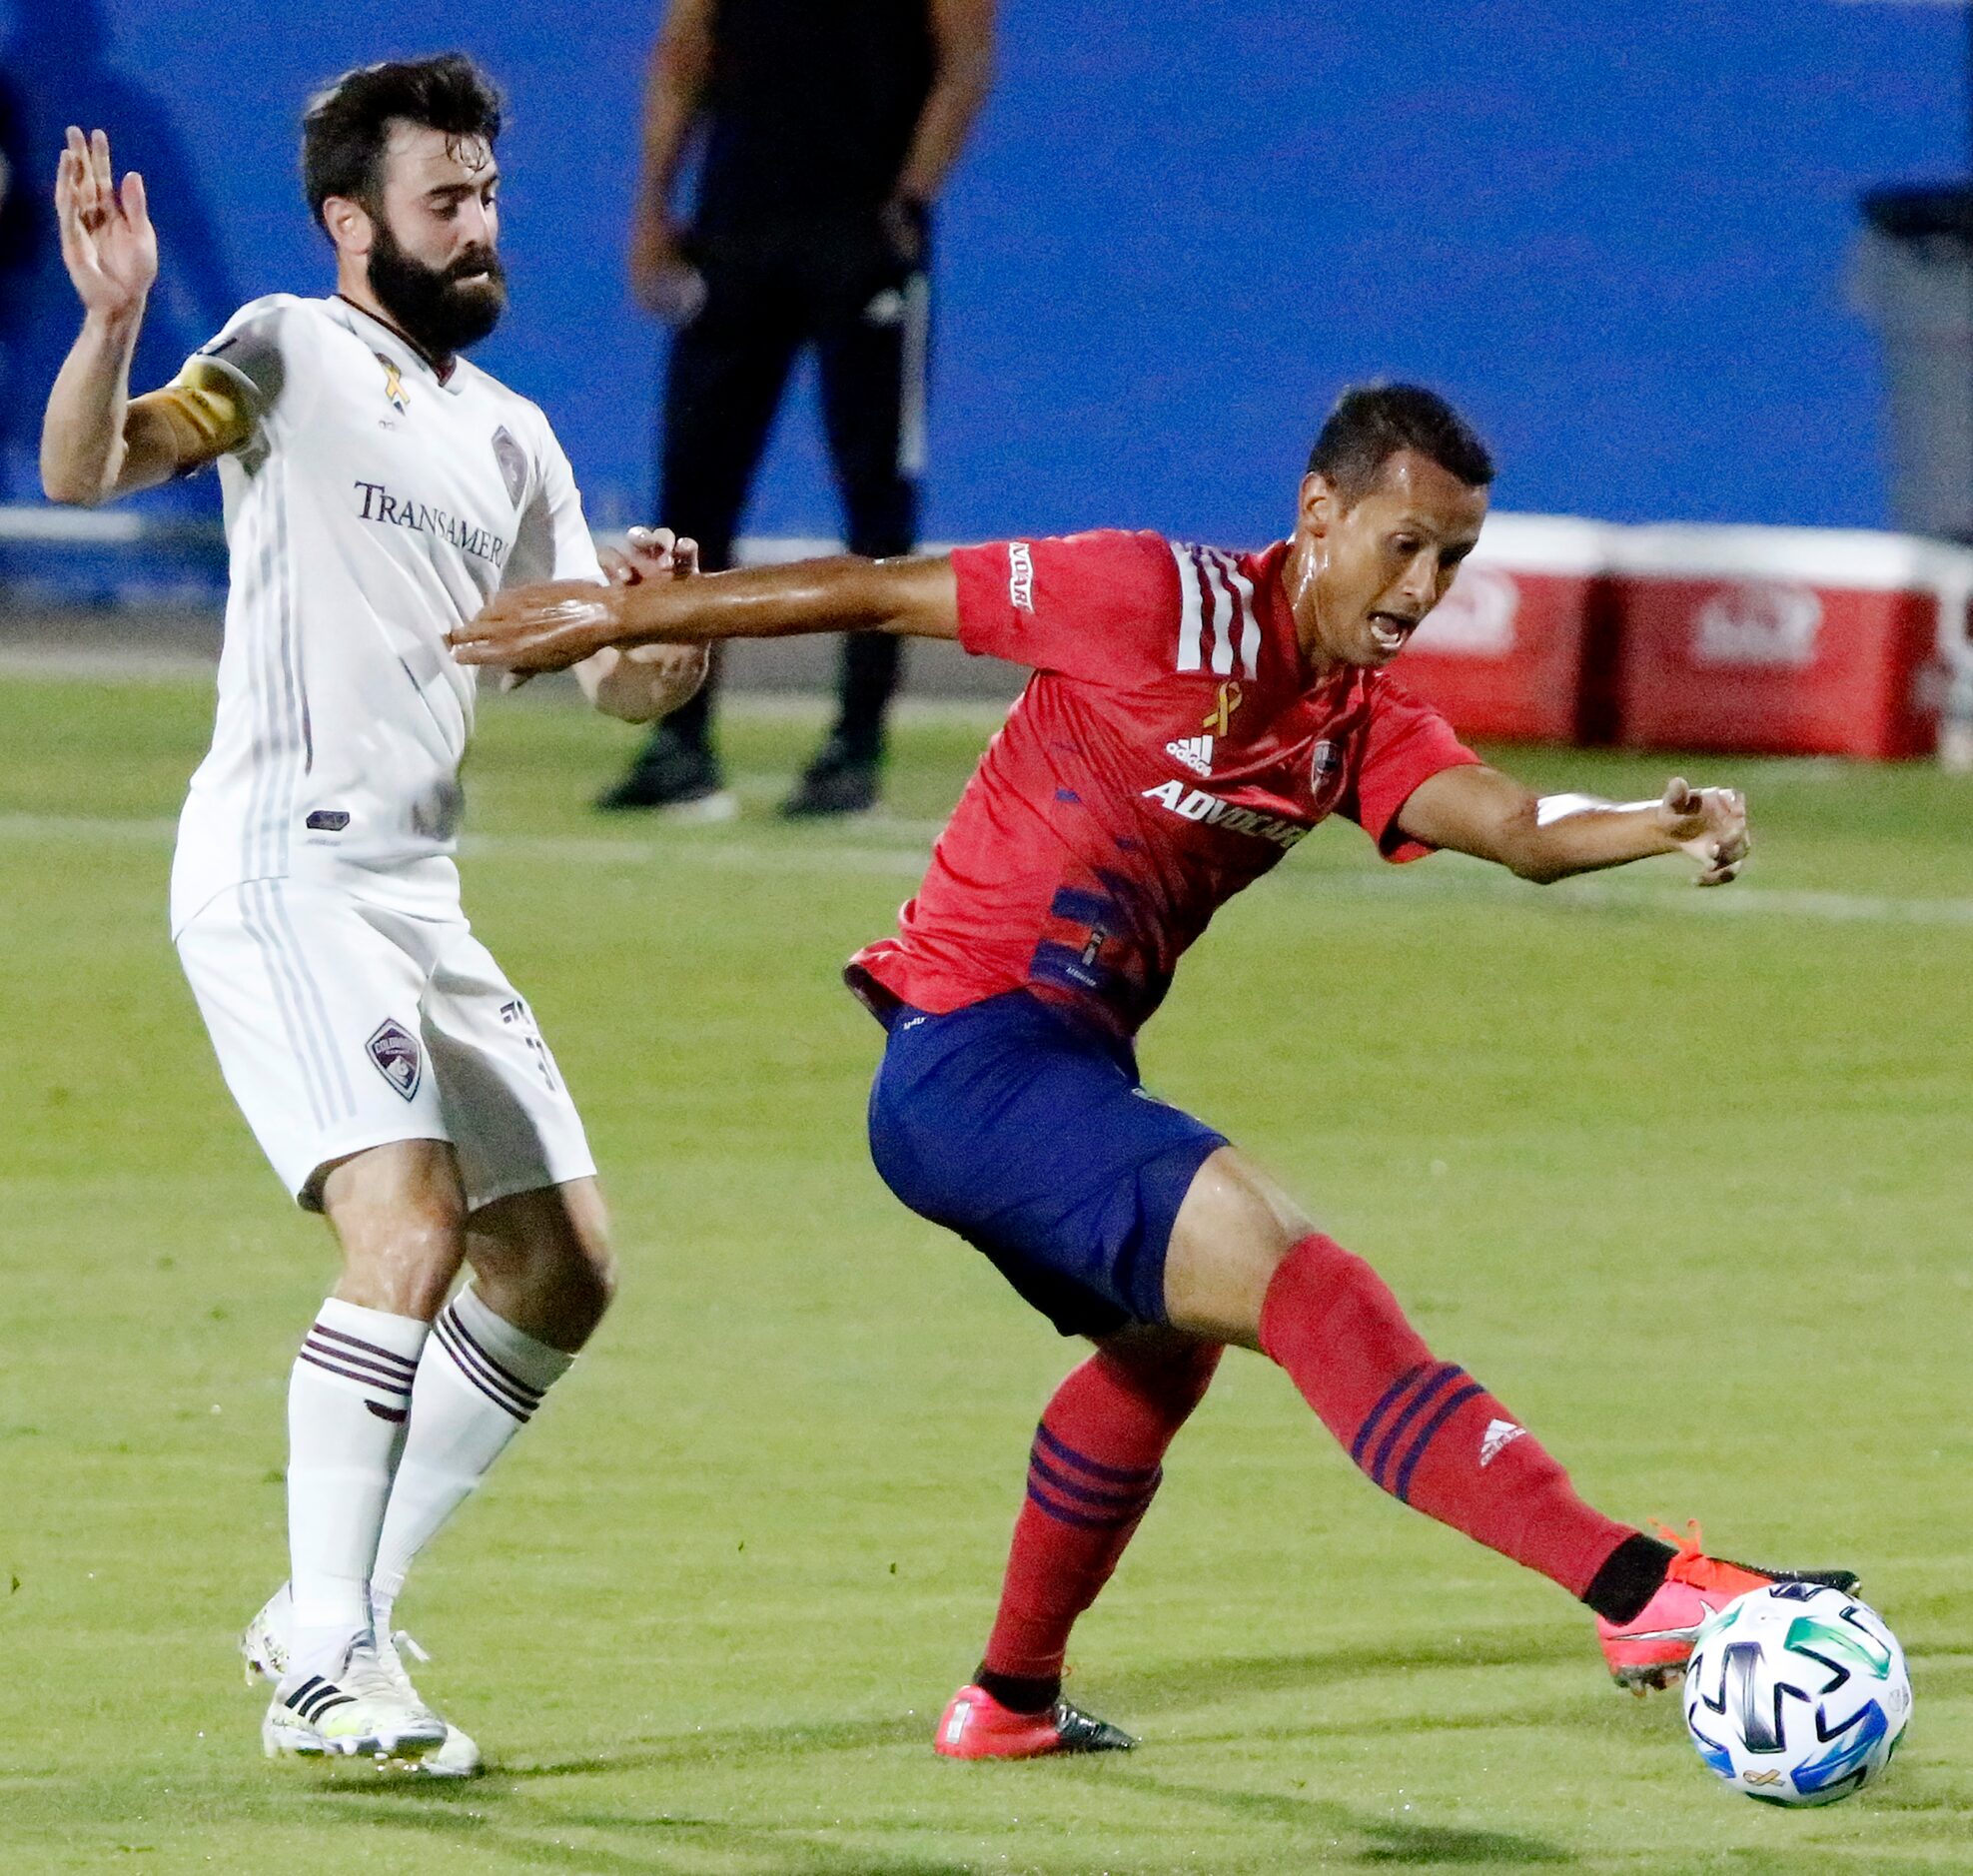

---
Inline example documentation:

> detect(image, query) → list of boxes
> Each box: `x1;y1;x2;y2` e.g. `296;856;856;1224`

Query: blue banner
1;0;1962;586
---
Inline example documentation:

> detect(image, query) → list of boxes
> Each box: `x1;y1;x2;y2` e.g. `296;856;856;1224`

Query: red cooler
1609;526;1972;759
1396;513;1610;742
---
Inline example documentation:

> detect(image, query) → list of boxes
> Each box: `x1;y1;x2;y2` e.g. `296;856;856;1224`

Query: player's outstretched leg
1255;1227;1651;1606
1166;1147;1858;1690
936;1331;1221;1759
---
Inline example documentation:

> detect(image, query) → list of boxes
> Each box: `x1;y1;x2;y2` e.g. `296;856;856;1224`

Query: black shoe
595;730;738;820
1050;1699;1137;1754
779;738;879;818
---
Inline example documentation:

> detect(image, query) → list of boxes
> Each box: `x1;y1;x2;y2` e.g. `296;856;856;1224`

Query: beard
367;219;507;357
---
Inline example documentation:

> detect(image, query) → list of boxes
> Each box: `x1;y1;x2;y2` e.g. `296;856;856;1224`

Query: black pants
650;219;928;762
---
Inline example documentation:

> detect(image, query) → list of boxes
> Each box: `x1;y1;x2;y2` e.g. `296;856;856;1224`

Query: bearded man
40;54;704;1773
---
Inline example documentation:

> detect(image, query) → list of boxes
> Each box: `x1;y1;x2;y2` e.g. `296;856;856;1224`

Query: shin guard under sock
1258;1233;1637;1603
980;1342;1222;1705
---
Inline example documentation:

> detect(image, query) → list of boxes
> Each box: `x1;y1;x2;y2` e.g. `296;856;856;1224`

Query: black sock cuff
974;1665;1061;1716
1581;1531;1678;1624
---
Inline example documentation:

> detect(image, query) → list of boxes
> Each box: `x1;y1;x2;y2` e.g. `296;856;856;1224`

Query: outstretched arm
1396;764;1748;887
450;552;961;674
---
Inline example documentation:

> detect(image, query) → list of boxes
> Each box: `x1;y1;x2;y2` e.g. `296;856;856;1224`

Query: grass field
1;665;1969;1875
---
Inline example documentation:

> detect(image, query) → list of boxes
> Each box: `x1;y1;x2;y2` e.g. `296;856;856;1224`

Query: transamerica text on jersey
353;479;507;566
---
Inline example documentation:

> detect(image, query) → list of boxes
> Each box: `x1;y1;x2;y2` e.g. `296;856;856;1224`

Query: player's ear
1299;470;1343;539
321;195;375;260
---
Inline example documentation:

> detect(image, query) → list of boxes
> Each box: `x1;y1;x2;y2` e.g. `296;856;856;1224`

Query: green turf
1;668;1969;1874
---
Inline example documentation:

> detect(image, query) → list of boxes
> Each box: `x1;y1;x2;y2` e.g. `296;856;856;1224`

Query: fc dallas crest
1309;738;1347;815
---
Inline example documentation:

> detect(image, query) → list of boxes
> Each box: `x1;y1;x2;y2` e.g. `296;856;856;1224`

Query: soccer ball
1682;1581;1911;1806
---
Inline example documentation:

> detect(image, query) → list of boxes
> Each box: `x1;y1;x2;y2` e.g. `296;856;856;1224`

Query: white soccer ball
1682;1581;1911;1806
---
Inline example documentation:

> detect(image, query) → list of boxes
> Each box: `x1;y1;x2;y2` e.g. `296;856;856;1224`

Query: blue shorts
865;991;1227;1338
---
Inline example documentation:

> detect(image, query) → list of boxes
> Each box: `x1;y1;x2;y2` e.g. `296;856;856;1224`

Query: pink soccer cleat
933;1683;1136;1759
1596;1521;1861;1693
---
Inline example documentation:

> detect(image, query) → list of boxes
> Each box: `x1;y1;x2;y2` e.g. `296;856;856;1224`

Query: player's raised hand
1656;777;1748;886
54;128;157;322
599;525;701;586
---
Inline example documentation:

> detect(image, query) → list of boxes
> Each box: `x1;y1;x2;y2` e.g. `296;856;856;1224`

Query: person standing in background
601;0;994;819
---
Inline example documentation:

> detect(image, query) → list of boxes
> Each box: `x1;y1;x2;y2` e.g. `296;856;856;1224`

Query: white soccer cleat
263;1640;447;1764
239;1582;294;1687
241;1583;482;1776
374;1626;483;1778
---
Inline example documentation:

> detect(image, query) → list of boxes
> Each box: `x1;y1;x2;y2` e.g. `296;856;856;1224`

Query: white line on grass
2;809;1971;930
0;649;1024;722
0;647;221;681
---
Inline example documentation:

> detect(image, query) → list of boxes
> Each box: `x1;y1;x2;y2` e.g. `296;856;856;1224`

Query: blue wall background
1;0;1964;544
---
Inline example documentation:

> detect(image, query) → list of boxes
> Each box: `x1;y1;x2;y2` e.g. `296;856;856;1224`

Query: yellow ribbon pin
1203;680;1244;737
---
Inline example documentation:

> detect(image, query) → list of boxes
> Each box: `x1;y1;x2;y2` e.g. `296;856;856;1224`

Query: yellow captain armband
133;357;258;470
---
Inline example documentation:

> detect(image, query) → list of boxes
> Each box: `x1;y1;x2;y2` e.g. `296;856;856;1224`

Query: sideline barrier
5;508;1972;761
1606;526;1970;761
1393;516;1973;763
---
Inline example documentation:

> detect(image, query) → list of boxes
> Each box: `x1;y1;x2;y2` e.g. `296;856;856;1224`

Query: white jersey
168;293;602;935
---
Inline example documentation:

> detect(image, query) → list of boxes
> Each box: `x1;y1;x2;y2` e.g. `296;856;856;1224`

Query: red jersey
847;529;1481;1037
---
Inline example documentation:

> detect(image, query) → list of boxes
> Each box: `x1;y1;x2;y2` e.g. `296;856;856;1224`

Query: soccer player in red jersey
453;386;1857;1756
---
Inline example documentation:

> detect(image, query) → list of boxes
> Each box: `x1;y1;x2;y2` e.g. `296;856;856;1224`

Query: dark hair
302;54;503;229
1306;383;1494;502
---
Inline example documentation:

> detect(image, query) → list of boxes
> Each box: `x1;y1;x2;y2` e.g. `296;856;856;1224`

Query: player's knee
1162;1147;1317;1348
549;1183;616;1325
322;1174;465;1317
507;1230;612;1350
467;1181;615;1343
559;1236;617;1333
338;1205;468;1319
395;1191;469;1264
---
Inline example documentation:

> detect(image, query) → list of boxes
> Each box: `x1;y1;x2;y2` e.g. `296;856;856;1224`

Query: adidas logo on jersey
1166;733;1214;777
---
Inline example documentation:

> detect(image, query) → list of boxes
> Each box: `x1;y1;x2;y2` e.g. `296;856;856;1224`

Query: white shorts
176;878;596;1212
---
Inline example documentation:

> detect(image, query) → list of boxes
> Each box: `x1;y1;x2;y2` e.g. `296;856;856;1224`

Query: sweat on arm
448;550;961;673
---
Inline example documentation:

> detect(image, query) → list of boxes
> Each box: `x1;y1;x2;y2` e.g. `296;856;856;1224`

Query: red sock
980;1342;1222;1694
1258;1233;1632;1600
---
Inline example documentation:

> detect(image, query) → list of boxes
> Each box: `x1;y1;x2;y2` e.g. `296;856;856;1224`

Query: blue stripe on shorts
865;991;1227;1337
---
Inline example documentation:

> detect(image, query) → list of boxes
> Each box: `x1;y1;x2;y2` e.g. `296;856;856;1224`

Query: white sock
369;1286;573;1629
286;1298;428;1678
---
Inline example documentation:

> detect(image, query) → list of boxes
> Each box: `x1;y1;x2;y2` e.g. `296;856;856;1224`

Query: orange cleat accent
933;1683;1136;1759
1595;1521;1861;1693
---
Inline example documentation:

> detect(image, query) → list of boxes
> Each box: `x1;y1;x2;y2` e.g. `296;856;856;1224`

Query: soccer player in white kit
40;57;703;1773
